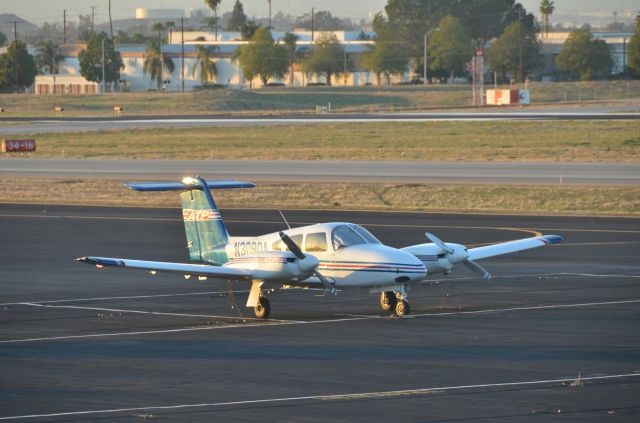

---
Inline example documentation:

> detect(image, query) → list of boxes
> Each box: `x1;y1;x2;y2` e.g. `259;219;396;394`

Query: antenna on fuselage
278;210;291;230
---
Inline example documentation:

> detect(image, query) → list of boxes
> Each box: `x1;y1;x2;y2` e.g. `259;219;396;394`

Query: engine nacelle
402;243;468;275
223;251;317;281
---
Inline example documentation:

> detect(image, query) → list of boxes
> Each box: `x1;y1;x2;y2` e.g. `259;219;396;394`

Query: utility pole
109;0;113;39
518;9;524;83
181;17;185;92
159;29;163;92
12;20;19;93
268;0;272;28
311;7;314;41
91;6;96;37
63;9;66;43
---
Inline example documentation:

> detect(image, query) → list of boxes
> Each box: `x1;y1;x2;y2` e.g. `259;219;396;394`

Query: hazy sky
1;0;638;24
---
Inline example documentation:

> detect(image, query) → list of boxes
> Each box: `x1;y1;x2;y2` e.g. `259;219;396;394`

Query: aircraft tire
254;297;271;319
380;291;397;312
394;300;410;317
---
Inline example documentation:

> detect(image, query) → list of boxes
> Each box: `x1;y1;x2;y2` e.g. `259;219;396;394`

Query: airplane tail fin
128;177;255;264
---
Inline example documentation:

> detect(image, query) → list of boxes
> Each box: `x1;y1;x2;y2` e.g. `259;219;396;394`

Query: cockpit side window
351;225;381;244
305;232;328;252
272;234;303;251
332;225;367;250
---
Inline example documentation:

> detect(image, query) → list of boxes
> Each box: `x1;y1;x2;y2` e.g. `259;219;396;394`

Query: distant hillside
0;14;38;40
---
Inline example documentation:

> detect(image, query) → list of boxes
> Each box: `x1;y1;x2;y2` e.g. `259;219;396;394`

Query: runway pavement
2;158;639;185
1;203;639;421
1;111;639;134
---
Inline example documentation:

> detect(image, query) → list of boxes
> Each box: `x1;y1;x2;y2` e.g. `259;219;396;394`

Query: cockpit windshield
352;225;381;244
331;224;381;250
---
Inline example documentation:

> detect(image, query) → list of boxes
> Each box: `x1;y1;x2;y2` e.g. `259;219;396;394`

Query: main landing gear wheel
254;297;271;319
394;300;410;317
380;291;397;312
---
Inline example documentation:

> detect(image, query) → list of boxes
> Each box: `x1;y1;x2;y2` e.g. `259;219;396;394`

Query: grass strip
2;178;638;216
3;121;639;162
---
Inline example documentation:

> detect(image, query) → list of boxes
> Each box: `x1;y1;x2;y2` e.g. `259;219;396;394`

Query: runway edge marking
1;372;639;421
2;298;639;344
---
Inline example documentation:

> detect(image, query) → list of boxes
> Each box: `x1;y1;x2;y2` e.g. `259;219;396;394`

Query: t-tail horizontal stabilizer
127;179;255;192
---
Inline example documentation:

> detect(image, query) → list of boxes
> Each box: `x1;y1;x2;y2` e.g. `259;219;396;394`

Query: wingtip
540;235;564;245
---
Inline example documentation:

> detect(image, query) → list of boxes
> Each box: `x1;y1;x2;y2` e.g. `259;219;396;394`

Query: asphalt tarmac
1;111;639;135
2;158;639;185
1;204;639;421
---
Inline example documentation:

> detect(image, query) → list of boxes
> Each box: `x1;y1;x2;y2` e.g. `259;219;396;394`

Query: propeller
463;259;492;280
425;232;491;280
279;232;336;295
425;232;454;254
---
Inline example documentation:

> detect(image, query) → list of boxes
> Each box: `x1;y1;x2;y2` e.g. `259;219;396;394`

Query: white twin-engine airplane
77;177;563;319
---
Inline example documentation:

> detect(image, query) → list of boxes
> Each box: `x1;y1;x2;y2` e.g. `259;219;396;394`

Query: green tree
539;0;555;36
192;45;218;86
383;0;449;57
143;39;175;90
556;29;613;80
282;32;299;86
303;32;345;86
487;20;543;82
382;0;535;55
455;0;537;48
77;14;92;42
204;0;222;40
234;27;288;87
165;21;176;40
151;22;165;41
227;0;247;31
78;33;124;84
294;10;355;31
427;15;474;82
240;20;260;40
0;40;37;92
0;32;7;47
35;40;65;74
364;13;408;85
628;14;640;77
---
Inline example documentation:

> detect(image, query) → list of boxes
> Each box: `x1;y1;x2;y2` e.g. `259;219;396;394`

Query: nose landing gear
254;296;271;319
379;288;411;317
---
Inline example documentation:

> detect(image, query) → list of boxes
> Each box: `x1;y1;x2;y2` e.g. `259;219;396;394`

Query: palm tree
540;0;555;37
35;40;64;74
282;32;298;86
204;0;222;41
151;22;165;41
165;21;176;42
192;45;218;86
143;40;175;91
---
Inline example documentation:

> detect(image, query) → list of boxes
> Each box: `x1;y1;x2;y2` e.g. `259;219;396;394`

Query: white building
135;8;186;20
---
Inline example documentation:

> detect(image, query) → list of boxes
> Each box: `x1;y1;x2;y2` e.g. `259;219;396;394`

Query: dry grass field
2;178;638;216
3;121;639;162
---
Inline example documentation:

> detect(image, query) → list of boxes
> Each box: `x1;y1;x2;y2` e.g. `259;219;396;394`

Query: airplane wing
467;235;563;261
76;256;252;280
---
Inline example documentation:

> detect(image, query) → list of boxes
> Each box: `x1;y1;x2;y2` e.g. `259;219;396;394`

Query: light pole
423;28;439;85
101;37;106;94
623;37;627;75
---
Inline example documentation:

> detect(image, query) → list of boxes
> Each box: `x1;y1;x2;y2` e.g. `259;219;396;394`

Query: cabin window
272;234;303;251
332;225;368;250
305;232;328;252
